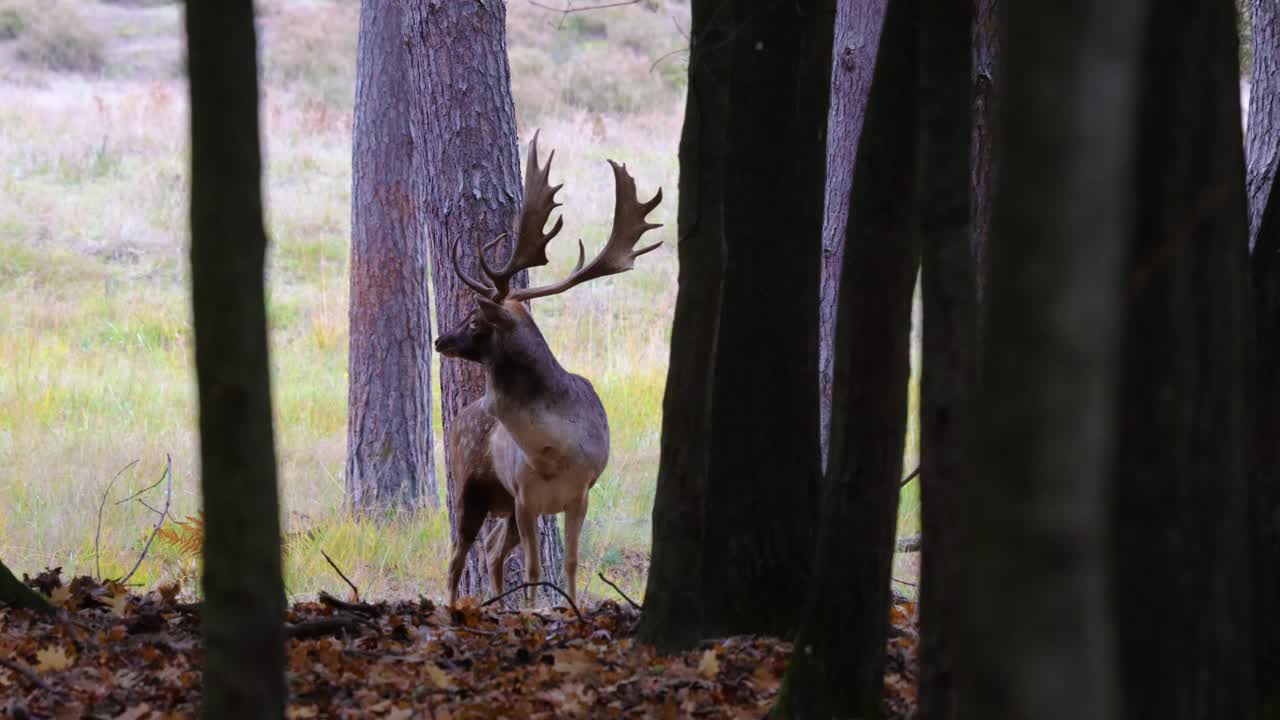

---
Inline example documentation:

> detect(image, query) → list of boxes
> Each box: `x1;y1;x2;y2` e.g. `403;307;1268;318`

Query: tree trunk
699;0;832;641
635;0;730;653
970;0;1000;324
345;0;436;513
1110;1;1253;717
958;1;1141;717
1248;3;1280;714
916;0;975;716
818;0;887;465
185;2;286;718
400;0;564;606
772;2;916;717
0;559;50;612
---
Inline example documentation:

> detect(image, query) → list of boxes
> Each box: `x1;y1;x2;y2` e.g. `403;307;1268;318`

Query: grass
0;0;921;606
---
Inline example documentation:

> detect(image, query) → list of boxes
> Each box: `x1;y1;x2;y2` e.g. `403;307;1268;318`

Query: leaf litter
0;570;920;719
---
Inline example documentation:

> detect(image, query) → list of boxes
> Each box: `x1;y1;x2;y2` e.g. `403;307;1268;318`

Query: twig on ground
597;572;642;611
320;549;361;602
528;0;641;14
481;582;584;623
95;459;140;580
118;454;172;585
892;577;918;587
450;624;501;637
285;614;368;639
0;656;56;694
317;590;382;617
901;465;920;487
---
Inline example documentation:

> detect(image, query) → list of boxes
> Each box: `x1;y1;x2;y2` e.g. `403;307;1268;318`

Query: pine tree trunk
400;0;564;606
818;0;887;465
970;0;1000;323
635;0;730;652
957;2;1141;717
345;0;437;512
699;0;832;641
0;559;50;612
185;2;286;717
916;0;975;716
1110;1;1253;717
1245;7;1280;712
771;3;915;717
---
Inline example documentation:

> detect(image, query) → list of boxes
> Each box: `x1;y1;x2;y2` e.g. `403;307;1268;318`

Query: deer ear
476;298;514;330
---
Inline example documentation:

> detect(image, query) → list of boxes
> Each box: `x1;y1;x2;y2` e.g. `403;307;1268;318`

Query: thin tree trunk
916;0;975;716
0;559;50;612
400;0;564;606
1110;1;1253;717
1248;5;1280;714
185;2;286;717
345;0;436;512
699;0;832;641
771;2;915;717
970;0;1000;323
818;0;887;465
958;1;1141;717
635;0;730;652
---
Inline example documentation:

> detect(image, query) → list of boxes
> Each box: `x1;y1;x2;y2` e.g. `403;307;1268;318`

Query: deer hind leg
447;485;487;607
484;517;520;600
513;503;542;605
563;496;588;606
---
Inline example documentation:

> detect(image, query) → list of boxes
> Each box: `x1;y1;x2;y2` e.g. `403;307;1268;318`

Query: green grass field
0;0;920;605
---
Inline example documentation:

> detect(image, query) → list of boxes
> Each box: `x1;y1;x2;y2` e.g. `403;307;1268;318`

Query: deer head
434;132;664;366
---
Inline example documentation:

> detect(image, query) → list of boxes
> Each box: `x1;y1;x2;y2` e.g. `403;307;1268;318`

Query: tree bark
635;0;730;653
185;2;286;718
1248;3;1280;714
0;559;50;612
400;0;564;606
970;0;1000;318
818;0;887;465
958;1;1141;717
1110;1;1253;717
771;2;915;717
345;0;437;513
699;0;833;641
916;0;975;716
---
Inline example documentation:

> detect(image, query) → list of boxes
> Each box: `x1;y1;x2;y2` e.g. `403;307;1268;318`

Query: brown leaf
35;645;75;673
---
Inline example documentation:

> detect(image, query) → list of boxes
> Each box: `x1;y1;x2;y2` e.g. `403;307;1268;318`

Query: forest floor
0;571;919;719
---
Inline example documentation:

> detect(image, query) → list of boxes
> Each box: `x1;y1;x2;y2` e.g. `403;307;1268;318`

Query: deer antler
507;160;662;302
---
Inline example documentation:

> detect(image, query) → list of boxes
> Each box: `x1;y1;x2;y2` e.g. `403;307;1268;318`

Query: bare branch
118;454;173;586
95;459;140;580
320;549;361;602
0;656;57;694
528;0;642;15
597;572;641;611
481;581;584;622
900;465;920;487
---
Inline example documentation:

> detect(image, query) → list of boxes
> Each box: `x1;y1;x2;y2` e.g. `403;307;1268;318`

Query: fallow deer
434;133;662;607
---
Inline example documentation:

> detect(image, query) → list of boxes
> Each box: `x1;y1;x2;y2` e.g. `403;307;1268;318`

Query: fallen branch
320;549;361;602
317;590;382;618
481;582;584;623
285;614;368;639
118;454;172;585
0;656;56;694
597;572;641;611
95;459;140;580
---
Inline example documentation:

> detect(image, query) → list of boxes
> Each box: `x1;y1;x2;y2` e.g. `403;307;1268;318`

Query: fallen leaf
114;704;152;720
50;585;72;608
426;663;454;690
697;649;720;679
35;645;75;673
285;706;319;719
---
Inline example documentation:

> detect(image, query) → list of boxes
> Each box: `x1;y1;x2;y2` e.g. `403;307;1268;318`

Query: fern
155;512;204;557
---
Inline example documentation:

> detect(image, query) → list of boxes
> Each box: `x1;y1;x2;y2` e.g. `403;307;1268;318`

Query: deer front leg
563;496;588;606
513;503;542;605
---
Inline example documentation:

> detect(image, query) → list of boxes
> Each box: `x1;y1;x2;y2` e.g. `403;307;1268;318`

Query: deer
434;132;662;608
